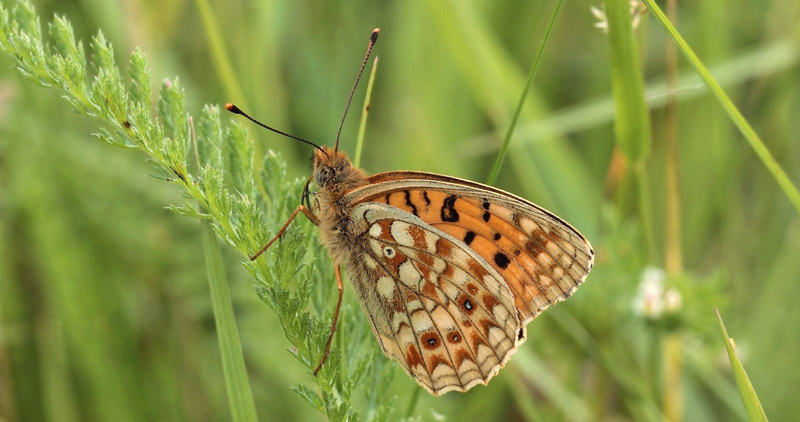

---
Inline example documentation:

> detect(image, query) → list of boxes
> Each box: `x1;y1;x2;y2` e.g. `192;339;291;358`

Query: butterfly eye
315;166;335;187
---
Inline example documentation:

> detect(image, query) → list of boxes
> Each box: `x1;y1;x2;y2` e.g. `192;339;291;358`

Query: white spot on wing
369;240;383;257
407;300;423;313
377;276;395;299
520;217;539;235
430;306;455;330
491;204;513;221
369;223;382;238
431;256;446;273
410;310;433;332
392;312;410;333
442;283;460;300
424;231;438;253
391;221;414;246
398;261;420;287
492;302;509;322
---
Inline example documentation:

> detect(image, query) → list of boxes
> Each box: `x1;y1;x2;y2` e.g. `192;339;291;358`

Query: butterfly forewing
346;171;594;324
346;202;523;395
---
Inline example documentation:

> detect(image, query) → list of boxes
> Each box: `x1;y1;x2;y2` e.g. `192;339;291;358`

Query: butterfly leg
313;263;344;376
249;205;319;260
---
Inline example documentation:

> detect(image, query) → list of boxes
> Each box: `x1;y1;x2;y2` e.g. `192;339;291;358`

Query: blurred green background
1;0;799;420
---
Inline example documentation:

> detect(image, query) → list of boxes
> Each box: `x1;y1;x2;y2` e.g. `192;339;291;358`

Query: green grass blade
459;40;799;156
714;308;768;422
485;0;563;185
354;56;378;168
202;222;258;422
641;0;800;214
604;0;652;163
605;0;655;256
192;0;246;106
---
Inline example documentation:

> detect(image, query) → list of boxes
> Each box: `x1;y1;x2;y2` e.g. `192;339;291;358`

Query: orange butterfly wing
346;171;594;325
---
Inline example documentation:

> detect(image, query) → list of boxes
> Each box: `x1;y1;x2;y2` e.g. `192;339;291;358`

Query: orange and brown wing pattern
346;172;594;324
347;202;522;395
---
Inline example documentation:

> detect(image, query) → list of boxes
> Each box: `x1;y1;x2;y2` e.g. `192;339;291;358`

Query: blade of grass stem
641;0;800;214
662;1;683;420
605;0;655;257
604;0;652;163
714;308;767;422
193;0;247;106
403;385;421;419
202;222;258;422
486;0;563;185
354;56;378;168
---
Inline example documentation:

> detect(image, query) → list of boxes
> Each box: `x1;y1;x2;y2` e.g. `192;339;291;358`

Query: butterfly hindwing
345;202;522;395
346;171;594;324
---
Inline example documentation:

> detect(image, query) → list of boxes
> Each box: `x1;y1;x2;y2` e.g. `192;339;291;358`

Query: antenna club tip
225;103;242;114
371;28;380;41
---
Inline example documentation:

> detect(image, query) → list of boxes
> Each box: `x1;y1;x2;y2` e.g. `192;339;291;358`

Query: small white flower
590;1;647;33
664;288;682;313
641;266;666;287
590;6;609;32
632;266;666;319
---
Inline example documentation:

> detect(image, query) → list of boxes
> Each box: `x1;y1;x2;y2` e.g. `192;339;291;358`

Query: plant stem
354;56;379;169
202;223;259;422
604;0;652;163
662;2;683;421
663;0;682;276
486;0;563;185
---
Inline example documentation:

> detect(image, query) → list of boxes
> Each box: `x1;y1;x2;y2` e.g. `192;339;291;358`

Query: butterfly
226;28;593;396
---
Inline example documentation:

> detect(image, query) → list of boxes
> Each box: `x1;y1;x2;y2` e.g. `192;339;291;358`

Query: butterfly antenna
225;103;327;155
334;28;380;154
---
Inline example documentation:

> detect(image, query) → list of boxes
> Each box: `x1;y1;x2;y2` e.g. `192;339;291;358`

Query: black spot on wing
422;191;431;207
463;231;476;245
441;195;460;222
493;252;510;269
493;232;501;241
404;190;418;216
463;298;474;311
482;211;491;222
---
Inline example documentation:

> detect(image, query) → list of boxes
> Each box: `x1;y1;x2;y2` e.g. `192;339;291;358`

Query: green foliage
640;0;800;214
0;1;394;420
1;0;798;421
